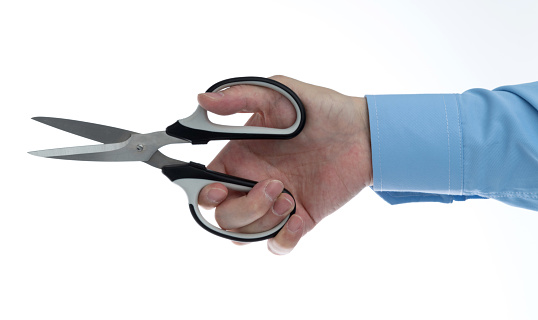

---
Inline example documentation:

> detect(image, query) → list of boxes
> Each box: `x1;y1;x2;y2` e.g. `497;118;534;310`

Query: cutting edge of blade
28;140;129;158
31;116;136;144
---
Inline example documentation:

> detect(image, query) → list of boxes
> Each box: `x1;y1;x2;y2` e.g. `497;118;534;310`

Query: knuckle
268;239;293;255
269;75;288;83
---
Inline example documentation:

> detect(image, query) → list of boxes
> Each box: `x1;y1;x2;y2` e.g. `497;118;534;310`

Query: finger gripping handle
166;77;306;144
162;162;296;242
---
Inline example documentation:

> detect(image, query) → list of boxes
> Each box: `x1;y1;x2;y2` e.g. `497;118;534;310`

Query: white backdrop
1;0;538;319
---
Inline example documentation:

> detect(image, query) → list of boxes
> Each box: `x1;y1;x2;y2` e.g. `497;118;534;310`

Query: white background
1;0;538;319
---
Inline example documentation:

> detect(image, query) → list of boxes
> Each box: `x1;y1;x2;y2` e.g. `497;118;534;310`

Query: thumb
197;83;280;116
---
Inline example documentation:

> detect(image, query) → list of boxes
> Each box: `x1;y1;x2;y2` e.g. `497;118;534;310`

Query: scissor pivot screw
136;144;144;152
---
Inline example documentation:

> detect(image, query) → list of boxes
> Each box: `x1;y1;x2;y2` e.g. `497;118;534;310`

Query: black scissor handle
162;162;296;242
166;77;306;144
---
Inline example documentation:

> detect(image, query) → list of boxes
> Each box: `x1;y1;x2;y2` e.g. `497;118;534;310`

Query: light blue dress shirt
366;81;538;211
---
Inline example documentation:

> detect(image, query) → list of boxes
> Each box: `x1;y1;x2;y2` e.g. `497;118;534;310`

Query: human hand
197;76;373;254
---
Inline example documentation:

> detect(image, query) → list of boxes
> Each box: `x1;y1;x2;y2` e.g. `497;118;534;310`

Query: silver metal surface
145;151;185;168
32;117;135;144
29;118;189;169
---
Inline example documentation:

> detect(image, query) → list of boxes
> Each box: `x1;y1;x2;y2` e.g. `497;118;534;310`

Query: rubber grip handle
162;162;296;242
165;77;306;144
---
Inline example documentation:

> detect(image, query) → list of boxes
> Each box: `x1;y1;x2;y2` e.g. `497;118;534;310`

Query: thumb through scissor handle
166;76;306;144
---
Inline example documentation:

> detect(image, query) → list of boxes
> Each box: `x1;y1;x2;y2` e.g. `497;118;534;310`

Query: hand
197;75;373;254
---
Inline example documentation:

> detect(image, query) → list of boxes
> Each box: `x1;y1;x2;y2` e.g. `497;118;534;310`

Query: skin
197;75;373;255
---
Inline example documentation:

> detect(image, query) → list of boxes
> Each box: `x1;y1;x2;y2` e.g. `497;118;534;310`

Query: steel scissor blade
32;117;135;144
29;127;189;168
28;140;130;160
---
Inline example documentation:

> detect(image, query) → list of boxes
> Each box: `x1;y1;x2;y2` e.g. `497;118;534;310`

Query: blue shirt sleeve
366;81;538;211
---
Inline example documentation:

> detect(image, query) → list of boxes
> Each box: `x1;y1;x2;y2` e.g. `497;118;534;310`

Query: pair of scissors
29;77;306;242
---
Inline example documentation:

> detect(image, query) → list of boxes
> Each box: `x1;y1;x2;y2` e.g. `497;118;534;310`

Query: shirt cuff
366;94;464;195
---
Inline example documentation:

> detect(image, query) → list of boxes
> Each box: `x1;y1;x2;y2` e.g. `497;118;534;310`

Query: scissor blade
32;117;134;144
29;142;185;168
29;131;189;166
28;140;138;161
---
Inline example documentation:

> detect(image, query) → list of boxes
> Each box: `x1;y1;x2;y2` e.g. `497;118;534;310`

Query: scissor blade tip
28;150;44;157
28;149;61;158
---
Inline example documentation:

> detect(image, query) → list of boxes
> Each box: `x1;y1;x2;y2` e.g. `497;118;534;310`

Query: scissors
29;77;306;242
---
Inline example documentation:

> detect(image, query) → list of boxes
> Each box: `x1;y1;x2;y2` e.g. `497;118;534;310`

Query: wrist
353;96;373;187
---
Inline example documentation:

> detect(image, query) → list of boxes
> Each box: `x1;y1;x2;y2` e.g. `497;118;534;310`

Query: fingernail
201;92;224;100
207;188;227;204
272;196;294;216
287;215;303;233
264;180;284;201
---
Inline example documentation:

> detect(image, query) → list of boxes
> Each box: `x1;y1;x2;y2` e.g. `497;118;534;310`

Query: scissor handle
162;162;295;242
166;77;306;144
